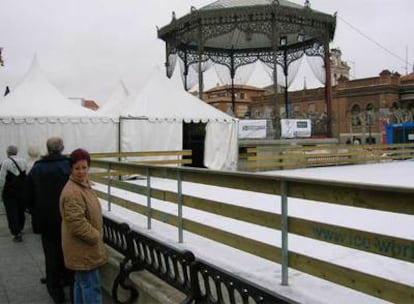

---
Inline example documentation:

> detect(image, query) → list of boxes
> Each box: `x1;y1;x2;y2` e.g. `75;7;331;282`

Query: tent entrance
183;122;206;168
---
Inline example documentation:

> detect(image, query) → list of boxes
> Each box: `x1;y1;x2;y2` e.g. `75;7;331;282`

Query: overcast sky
0;0;413;104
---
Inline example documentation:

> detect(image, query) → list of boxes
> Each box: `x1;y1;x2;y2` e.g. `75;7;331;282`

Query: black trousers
41;233;73;302
3;195;25;236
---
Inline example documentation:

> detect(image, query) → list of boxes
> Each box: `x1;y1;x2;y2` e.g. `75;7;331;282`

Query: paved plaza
0;204;112;304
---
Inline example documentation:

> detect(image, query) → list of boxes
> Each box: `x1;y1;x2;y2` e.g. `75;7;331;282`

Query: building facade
202;84;266;118
249;70;414;143
330;48;351;86
200;48;414;144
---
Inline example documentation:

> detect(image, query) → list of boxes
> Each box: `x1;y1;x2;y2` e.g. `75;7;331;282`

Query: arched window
351;104;361;126
366;103;375;125
391;102;399;110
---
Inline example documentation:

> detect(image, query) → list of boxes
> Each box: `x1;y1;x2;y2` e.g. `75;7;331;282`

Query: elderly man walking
27;137;73;304
0;145;28;242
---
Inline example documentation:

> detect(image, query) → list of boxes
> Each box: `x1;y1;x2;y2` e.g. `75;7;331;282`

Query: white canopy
98;80;129;116
0;57;118;159
121;66;234;123
0;57;97;117
120;66;238;170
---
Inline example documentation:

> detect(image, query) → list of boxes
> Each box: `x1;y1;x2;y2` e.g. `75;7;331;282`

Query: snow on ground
95;160;414;304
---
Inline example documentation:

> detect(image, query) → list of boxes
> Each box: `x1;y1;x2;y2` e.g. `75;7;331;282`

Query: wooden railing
243;143;414;171
90;160;414;303
90;150;192;166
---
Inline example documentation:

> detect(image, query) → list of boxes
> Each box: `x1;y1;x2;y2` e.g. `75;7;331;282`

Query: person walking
26;137;73;304
26;144;41;172
60;148;107;304
0;145;27;242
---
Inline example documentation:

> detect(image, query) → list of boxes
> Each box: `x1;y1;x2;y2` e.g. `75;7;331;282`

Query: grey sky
0;0;413;103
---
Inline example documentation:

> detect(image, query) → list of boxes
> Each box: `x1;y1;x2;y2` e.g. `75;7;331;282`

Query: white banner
238;120;267;139
281;119;311;138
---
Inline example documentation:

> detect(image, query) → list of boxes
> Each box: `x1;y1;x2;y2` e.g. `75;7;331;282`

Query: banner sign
280;119;311;138
238;120;267;139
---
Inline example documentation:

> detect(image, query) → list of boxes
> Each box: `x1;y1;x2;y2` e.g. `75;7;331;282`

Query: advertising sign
238;120;267;139
280;119;311;138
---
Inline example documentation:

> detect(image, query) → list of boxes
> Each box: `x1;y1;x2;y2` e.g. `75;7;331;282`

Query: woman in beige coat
60;148;107;304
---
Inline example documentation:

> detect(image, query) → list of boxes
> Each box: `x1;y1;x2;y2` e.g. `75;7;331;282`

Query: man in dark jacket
26;137;73;304
0;145;28;242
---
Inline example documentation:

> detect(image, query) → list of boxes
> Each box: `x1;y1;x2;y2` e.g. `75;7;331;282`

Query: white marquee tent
98;80;129;116
0;57;118;159
119;66;239;170
0;59;238;170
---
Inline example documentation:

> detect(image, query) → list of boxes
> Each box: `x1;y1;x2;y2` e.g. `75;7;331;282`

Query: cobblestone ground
0;206;113;304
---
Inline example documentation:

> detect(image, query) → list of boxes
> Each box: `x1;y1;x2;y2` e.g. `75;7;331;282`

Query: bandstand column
272;56;278;110
230;51;236;115
164;43;170;78
271;16;279;118
198;23;204;100
283;48;289;119
183;50;189;91
271;7;282;138
324;43;332;137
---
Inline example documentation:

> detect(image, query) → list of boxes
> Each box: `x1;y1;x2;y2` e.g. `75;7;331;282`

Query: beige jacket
59;177;107;271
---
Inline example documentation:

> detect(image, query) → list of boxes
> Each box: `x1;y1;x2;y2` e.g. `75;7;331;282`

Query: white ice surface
95;160;414;304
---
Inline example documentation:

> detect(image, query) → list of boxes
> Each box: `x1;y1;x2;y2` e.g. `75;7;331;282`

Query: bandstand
157;0;336;137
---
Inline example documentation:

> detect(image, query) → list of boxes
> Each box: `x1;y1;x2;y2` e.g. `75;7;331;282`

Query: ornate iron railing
103;217;129;255
128;228;195;298
103;216;293;304
192;259;293;304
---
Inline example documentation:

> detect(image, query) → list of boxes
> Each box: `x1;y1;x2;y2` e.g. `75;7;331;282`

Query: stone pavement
0;204;113;304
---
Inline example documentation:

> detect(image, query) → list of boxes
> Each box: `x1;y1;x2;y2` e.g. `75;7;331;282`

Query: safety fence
242;143;414;171
103;216;292;304
90;150;192;166
90;159;414;303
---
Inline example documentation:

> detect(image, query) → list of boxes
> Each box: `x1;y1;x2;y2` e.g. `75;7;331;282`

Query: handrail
91;150;193;158
90;150;192;166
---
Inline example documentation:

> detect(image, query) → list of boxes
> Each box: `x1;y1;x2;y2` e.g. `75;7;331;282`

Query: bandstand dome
158;0;336;136
158;0;336;77
166;0;334;50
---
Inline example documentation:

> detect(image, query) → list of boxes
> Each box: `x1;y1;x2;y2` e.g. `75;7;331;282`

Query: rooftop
200;0;304;10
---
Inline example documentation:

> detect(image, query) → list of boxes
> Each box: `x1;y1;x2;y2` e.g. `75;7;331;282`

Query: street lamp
280;32;304;119
366;106;375;144
297;31;305;43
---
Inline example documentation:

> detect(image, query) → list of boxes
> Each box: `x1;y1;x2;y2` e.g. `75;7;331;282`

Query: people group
0;137;107;304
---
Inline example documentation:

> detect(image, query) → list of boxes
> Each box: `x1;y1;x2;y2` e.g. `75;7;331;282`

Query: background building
200;48;414;144
202;84;265;118
330;48;351;85
249;70;414;143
